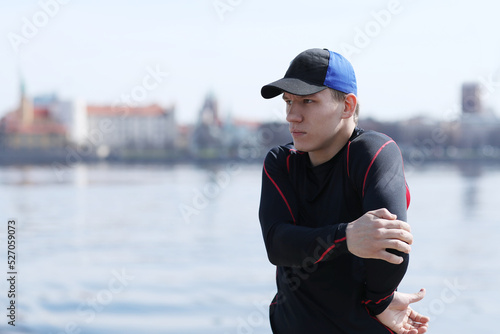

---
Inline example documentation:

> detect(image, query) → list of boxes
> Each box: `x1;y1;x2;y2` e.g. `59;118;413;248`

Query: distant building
0;81;67;151
32;93;88;147
191;93;224;158
50;99;88;146
462;83;482;115
86;104;176;155
458;82;499;152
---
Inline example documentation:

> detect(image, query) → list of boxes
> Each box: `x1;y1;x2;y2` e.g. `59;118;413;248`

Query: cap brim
261;78;326;99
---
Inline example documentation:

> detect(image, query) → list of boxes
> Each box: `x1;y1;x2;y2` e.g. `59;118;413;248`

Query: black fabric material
259;128;408;334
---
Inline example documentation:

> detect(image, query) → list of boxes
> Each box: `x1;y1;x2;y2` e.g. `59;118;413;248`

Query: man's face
283;88;347;163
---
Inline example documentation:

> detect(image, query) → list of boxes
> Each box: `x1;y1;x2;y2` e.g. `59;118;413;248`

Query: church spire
20;75;26;97
17;72;33;125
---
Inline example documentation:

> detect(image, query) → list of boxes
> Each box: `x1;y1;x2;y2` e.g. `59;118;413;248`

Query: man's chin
292;141;309;152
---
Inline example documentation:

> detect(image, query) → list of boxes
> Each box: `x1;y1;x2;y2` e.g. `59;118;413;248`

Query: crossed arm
260;142;429;334
342;136;430;332
347;209;429;333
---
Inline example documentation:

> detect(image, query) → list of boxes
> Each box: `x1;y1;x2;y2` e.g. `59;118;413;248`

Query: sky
1;0;500;125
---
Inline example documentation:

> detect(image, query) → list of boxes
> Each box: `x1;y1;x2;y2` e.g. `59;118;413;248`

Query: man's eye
304;99;313;104
284;100;292;105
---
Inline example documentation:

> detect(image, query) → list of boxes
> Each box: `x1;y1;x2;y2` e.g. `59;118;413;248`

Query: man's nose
286;105;303;123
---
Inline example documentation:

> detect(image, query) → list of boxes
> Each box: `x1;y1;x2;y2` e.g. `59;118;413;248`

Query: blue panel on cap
323;51;357;96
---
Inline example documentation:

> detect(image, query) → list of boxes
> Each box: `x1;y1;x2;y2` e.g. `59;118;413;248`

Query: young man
259;48;429;334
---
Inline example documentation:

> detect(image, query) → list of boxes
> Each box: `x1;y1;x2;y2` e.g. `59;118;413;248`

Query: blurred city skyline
2;0;500;125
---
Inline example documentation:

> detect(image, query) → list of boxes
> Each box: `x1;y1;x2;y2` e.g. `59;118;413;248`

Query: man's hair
330;88;359;125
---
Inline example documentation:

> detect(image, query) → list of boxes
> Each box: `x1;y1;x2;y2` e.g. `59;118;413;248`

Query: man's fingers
347;211;415;261
408;288;427;304
381;229;413;246
408;308;430;324
384;239;412;254
380;219;412;233
402;330;418;334
417;326;429;334
369;208;397;220
378;250;404;265
401;320;428;334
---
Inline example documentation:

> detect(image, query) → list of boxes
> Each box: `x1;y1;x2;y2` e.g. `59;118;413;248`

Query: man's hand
375;289;430;334
346;208;413;264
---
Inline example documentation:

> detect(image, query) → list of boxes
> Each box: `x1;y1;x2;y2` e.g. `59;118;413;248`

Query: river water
0;162;498;333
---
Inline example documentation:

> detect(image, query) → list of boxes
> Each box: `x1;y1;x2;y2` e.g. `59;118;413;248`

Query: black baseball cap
261;48;357;99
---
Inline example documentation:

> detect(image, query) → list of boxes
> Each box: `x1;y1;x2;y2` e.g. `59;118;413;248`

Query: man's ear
342;93;357;119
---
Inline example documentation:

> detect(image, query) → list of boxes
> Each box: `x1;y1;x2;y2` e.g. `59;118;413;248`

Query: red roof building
86;103;176;151
0;91;67;150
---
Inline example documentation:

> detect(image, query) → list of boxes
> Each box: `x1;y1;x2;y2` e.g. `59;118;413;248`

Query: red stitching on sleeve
264;163;296;224
314;237;347;264
362;140;395;197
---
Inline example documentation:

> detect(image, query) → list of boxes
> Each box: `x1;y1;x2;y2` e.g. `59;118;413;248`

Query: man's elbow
265;244;281;266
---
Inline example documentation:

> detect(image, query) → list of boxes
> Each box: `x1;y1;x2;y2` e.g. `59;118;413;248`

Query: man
258;48;429;334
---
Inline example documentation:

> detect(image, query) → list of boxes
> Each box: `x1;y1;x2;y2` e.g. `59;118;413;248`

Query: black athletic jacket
258;128;410;334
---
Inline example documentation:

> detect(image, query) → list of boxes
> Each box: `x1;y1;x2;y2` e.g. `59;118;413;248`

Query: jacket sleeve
349;133;410;315
259;147;349;268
